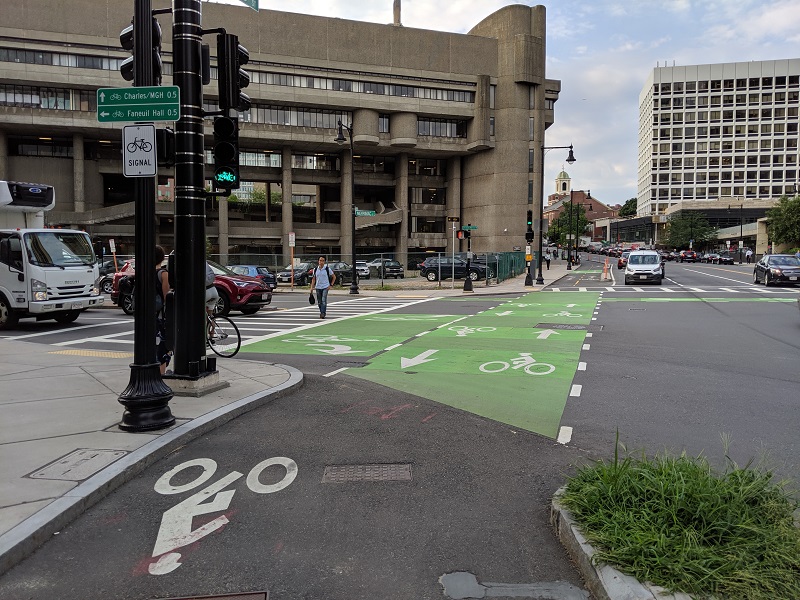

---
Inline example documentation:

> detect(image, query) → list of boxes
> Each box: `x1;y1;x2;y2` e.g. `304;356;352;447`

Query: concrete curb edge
0;364;304;576
550;489;694;600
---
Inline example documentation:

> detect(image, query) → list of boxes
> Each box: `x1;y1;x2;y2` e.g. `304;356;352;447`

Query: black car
753;254;800;286
679;250;698;262
715;253;735;265
327;261;356;284
419;256;492;281
277;262;314;285
368;259;404;278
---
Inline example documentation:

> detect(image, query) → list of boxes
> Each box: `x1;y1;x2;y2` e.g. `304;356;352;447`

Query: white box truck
0;180;103;330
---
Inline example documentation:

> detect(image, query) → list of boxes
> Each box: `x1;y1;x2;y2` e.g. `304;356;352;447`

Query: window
489;116;495;136
490;85;496;109
379;114;389;133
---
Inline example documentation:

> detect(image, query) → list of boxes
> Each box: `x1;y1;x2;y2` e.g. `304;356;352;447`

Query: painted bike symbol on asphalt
282;334;379;354
479;353;555;375
541;311;583;318
448;325;496;337
148;457;297;575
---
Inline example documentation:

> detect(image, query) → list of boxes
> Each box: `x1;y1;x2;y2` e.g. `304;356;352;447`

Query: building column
281;146;293;265
394;152;409;265
218;195;229;265
265;182;271;222
72;133;85;214
0;131;8;181
446;156;461;255
340;149;354;263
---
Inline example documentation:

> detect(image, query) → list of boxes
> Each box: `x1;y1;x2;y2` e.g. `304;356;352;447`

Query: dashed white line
323;367;349;377
585;332;593;338
578;362;587;371
582;344;590;351
384;343;402;351
557;426;573;444
570;385;582;397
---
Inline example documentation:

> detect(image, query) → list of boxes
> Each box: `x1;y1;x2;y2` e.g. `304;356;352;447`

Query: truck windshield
23;231;95;267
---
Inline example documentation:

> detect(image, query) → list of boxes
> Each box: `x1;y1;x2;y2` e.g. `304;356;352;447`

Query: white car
355;261;370;279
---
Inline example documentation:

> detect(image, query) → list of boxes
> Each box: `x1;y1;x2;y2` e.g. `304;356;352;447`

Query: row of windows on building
653;140;800;153
651;155;798;169
653;91;800;109
0;46;476;105
653;76;800;94
650;185;797;198
652;169;800;183
654;123;799;139
649;106;800;125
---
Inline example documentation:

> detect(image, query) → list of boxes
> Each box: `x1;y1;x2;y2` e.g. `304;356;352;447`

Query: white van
624;250;664;285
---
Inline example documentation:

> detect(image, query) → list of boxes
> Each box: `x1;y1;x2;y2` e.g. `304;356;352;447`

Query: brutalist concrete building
0;1;560;264
637;59;800;217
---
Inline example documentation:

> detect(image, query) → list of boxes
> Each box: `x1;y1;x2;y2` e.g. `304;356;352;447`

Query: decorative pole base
118;362;175;432
463;278;474;292
349;282;359;295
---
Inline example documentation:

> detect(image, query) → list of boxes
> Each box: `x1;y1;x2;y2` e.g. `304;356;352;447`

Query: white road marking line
591;317;597;321
557;426;573;444
5;320;131;341
582;344;590;350
551;287;560;292
578;362;587;371
633;287;645;292
415;331;430;337
384;343;402;351
578;287;587;292
570;385;582;397
605;287;615;291
323;367;349;377
585;332;592;338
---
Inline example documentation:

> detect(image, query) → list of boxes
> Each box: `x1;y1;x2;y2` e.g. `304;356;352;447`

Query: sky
210;0;800;206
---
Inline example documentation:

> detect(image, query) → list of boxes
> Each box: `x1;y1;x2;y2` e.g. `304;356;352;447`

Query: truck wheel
0;295;19;330
54;310;81;324
121;293;135;315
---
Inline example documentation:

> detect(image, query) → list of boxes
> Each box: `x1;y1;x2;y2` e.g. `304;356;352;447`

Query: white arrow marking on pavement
495;311;513;316
566;304;577;308
400;349;438;369
308;343;365;355
536;329;560;340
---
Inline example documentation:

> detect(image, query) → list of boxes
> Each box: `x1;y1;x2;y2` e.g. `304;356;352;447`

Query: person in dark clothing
154;246;171;375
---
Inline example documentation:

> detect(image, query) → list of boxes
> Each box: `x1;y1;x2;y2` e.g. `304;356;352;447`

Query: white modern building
637;59;800;217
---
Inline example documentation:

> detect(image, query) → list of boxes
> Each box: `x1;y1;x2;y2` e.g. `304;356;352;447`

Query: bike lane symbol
148;457;297;575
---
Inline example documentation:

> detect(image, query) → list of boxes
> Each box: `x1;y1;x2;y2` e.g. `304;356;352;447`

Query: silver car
355;261;370;279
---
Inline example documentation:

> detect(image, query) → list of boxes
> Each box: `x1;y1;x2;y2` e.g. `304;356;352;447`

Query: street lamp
569;191;592;269
538;144;576;284
335;120;359;294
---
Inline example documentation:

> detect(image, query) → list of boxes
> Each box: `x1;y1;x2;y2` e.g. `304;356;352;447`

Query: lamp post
566;190;573;271
538;144;576;284
335;120;359;295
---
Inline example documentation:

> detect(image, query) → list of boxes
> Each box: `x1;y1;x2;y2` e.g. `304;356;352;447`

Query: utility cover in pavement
158;593;267;600
28;449;127;481
322;464;412;483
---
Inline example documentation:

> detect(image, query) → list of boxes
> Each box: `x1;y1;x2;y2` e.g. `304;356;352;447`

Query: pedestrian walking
745;248;753;264
544;253;551;270
310;255;336;318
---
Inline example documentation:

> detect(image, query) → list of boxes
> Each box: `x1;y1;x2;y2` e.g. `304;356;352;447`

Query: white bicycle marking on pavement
541;311;583;318
479;353;555;375
448;325;497;336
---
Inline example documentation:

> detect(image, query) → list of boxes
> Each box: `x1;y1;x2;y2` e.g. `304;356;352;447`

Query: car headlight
652;267;662;274
92;285;100;295
31;278;48;301
234;281;251;288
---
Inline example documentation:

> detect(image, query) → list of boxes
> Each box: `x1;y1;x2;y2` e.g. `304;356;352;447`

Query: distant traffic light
526;209;534;242
527;210;533;227
212;116;240;190
457;230;465;240
118;16;163;84
218;33;251;112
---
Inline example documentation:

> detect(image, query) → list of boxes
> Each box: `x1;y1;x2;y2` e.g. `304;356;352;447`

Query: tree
547;203;590;247
665;212;717;249
766;194;800;245
618;197;637;218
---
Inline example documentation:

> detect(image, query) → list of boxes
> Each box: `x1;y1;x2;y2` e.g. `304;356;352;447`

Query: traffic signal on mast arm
217;33;251;112
119;16;163;84
212;116;240;190
526;209;534;242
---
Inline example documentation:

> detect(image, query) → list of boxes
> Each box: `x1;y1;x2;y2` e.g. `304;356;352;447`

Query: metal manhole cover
28;449;128;481
629;308;646;311
322;463;412;483
534;323;587;330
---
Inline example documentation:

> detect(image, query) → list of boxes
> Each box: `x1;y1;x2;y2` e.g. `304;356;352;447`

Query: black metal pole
536;147;545;284
347;126;359;295
739;204;743;264
172;0;207;377
118;0;174;431
463;226;473;292
566;192;572;271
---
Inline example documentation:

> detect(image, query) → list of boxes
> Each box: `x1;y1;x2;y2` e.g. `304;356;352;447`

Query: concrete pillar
218;195;229;265
72;133;85;213
340;149;354;263
281;146;293;265
446;157;462;255
395;152;409;265
315;184;321;224
265;182;271;222
0;131;8;181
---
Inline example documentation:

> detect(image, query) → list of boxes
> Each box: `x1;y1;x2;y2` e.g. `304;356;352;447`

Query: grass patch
559;437;800;599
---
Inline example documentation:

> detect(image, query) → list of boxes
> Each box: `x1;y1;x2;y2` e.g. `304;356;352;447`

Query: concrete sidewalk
0;258;582;575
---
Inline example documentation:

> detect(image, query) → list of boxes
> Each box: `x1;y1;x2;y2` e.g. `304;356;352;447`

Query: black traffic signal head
218;33;251;112
525;231;534;243
527;209;533;227
212;116;240;190
119;17;162;84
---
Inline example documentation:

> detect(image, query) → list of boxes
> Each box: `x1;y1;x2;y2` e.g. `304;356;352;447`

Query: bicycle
206;313;241;358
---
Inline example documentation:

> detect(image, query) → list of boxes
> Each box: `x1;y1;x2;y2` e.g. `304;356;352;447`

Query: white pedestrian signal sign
123;124;157;178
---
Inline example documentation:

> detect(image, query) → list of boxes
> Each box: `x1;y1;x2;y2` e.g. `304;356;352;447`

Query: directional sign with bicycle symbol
122;124;156;177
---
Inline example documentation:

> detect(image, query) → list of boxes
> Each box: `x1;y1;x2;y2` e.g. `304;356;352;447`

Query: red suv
679;250;698;263
112;260;271;316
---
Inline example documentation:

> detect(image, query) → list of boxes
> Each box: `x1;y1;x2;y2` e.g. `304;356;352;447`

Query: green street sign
355;210;376;217
97;86;180;123
461;225;478;230
237;0;259;10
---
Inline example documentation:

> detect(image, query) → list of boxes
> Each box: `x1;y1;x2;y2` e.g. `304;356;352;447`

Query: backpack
205;262;215;287
154;268;167;315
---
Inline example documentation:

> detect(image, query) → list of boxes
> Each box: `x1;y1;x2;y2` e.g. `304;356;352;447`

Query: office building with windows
637;59;800;217
0;1;560;265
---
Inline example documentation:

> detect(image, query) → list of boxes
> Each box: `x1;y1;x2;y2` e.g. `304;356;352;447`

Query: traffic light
527;210;533;227
526;230;534;243
212;116;240;190
463;228;471;239
119;16;163;84
457;230;465;240
218;33;251;112
525;209;534;242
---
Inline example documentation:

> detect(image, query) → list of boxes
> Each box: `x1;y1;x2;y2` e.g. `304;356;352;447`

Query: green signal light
213;167;238;188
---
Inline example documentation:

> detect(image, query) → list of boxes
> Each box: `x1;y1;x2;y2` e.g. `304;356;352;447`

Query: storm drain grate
322;463;412;483
534;323;587;330
629;308;647;311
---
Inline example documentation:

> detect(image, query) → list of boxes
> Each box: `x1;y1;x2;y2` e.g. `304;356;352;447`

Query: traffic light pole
172;0;208;378
463;225;473;292
118;0;174;431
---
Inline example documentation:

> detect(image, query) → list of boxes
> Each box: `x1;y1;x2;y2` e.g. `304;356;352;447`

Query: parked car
327;261;356;284
753;254;800;286
228;265;278;290
702;253;719;264
277;262;314;285
208;261;272;315
355;261;370;279
617;251;630;270
369;259;405;278
96;259;117;276
111;259;137;314
715;253;735;265
679;250;698;263
624;250;664;285
418;256;492;281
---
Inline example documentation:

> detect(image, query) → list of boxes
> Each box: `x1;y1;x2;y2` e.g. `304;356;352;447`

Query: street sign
447;216;460;222
461;225;478;230
122;124;157;177
236;0;259;10
97;86;180;123
109;239;116;253
288;232;296;247
355;210;376;217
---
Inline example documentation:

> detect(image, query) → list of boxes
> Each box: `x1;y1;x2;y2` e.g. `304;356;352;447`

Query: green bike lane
244;291;600;438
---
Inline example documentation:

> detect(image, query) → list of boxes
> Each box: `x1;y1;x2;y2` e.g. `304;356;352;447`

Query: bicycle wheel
524;361;555;375
207;315;241;358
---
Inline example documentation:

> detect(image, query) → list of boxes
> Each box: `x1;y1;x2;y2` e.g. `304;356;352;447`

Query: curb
0;364;304;577
550;490;693;600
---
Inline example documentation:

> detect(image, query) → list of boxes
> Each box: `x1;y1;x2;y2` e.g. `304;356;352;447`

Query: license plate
72;302;84;309
790;277;798;281
262;293;270;299
639;275;647;279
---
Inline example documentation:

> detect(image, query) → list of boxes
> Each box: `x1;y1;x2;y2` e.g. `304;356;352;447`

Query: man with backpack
309;255;336;318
